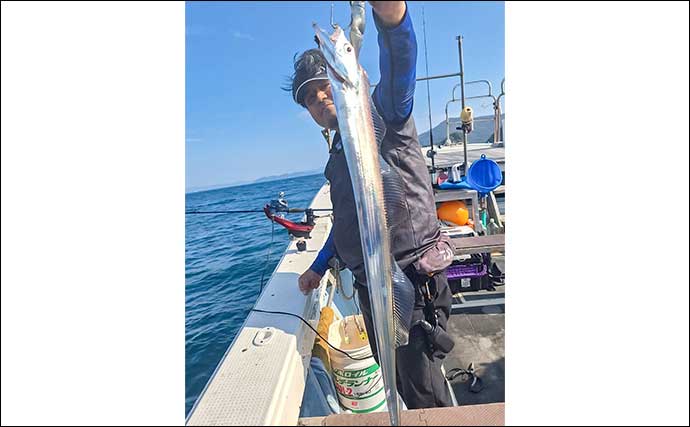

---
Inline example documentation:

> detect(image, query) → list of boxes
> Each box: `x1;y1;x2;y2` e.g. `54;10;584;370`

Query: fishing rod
186;208;332;215
187;191;329;239
187;190;332;216
421;3;437;185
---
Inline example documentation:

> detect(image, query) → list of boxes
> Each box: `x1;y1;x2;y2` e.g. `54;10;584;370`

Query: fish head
313;23;360;90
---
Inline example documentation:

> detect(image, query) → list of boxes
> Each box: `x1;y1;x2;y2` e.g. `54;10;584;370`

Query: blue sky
186;1;504;190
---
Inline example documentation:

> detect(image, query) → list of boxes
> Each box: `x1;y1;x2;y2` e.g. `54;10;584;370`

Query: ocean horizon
186;171;324;195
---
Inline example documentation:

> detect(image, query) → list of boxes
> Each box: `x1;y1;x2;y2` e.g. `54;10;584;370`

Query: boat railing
444;80;498;146
495;78;505;145
373;72;504;147
452;79;493;100
371;73;505;148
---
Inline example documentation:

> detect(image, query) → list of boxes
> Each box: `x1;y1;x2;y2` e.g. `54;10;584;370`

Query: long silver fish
314;23;416;426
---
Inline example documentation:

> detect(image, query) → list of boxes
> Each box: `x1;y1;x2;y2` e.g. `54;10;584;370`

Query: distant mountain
185;180;254;194
186;169;323;194
418;114;505;147
252;168;323;184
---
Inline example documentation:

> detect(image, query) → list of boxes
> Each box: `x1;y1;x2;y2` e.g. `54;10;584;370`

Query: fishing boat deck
422;143;505;171
445;256;505;406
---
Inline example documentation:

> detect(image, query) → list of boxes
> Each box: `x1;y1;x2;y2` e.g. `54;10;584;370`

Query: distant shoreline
186;171;323;195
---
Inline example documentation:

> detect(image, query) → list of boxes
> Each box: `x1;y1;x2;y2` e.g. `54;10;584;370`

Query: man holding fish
288;1;455;410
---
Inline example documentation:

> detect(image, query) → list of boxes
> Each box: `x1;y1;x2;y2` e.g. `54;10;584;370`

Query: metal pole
457;35;468;177
497;78;505;145
445;101;455;145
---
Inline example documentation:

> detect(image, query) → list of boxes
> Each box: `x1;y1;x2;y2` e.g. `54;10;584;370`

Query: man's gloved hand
298;269;323;295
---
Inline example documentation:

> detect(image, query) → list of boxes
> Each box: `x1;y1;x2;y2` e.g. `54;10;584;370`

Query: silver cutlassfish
314;21;417;426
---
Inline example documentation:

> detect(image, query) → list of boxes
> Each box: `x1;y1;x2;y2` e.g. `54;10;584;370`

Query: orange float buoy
437;201;469;226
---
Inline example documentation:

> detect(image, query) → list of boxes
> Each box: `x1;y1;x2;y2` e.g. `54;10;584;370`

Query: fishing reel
263;192;315;239
268;191;289;216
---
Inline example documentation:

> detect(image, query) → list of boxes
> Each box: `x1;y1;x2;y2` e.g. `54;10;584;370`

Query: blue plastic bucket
467;154;502;195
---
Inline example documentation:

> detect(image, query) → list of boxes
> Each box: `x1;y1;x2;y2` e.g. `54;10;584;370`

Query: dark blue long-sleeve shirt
309;5;416;276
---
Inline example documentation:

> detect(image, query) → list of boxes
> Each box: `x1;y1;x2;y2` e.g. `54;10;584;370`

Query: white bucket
328;314;387;413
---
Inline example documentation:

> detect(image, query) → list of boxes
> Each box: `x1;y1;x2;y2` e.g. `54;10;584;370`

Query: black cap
289;49;329;106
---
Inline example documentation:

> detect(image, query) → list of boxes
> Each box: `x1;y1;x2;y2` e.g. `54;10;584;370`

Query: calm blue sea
185;174;326;416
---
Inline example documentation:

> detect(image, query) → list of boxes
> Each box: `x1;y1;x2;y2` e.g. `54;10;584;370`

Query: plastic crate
446;261;487;279
446;253;492;294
